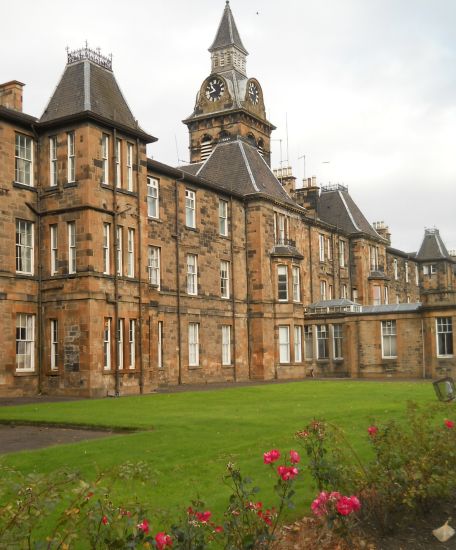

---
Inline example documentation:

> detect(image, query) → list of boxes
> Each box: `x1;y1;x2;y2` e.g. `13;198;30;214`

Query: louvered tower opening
200;136;213;161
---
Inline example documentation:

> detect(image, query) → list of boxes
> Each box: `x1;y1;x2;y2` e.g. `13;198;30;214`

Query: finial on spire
66;43;113;71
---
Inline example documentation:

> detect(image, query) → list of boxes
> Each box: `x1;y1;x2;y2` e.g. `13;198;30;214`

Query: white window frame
384;286;389;305
103;223;110;275
304;326;313;360
67;132;75;183
436;317;453;357
101;134;109;185
117;318;124;370
16;219;34;275
277;265;288;301
188;323;199;366
369;246;379;271
68;222;76;274
219;199;228;236
339;240;346;267
127;228;135;278
104;318;111;370
317;325;329;359
185;189;196;228
381;320;397;359
405;261;409;283
279;326;290;364
319;234;325;262
373;285;381;306
220;260;230;299
333;324;343;360
126;143;133;191
50;224;58;276
148;246;161;288
415;264;419;285
116;226;123;276
50;319;58;371
222;325;231;365
187;254;197;295
327;237;332;260
294;326;302;362
147;177;159;219
341;284;347;299
16;313;35;371
393;258;398;280
115;138;122;188
129;320;136;369
292;266;300;302
320;280;327;301
15;133;33;186
158;321;163;369
50;136;57;187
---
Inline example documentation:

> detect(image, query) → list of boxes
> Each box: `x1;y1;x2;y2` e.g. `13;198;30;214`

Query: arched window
218;131;230;142
247;133;257;146
200;135;212;161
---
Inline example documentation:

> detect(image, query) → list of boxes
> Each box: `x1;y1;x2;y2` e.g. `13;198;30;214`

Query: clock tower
183;1;275;165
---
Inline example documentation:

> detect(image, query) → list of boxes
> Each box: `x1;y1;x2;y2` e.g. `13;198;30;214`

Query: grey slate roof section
209;1;248;55
178;162;203;176
416;228;452;261
40;59;139;131
362;303;422;313
309;299;359;308
317;188;381;239
181;139;296;206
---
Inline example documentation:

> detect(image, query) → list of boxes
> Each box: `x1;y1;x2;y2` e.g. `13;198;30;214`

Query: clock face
205;78;225;102
248;82;259;105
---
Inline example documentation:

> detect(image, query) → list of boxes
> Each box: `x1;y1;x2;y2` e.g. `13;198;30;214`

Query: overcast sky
2;0;455;253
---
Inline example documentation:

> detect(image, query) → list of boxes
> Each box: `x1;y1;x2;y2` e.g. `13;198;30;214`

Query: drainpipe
421;318;426;379
229;196;237;381
136;138;144;394
174;173;185;385
31;124;43;394
113;128;120;396
244;205;252;379
307;224;313;303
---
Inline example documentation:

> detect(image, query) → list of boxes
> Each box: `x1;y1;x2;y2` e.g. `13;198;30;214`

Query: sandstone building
0;2;455;396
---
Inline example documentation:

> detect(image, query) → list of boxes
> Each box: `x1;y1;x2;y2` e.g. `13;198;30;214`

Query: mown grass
0;380;439;526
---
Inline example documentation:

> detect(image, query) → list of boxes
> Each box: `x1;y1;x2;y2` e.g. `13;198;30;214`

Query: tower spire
208;2;248;75
209;1;248;55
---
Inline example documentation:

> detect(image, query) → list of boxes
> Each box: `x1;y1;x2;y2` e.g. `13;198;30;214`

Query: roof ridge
338;190;361;232
238;141;259;191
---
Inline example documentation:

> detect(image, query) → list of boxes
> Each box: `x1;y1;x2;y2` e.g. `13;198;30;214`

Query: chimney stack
273;166;296;196
294;176;320;212
373;221;391;245
0;81;25;112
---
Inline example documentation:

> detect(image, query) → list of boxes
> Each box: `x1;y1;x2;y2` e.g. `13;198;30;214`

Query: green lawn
0;380;439;526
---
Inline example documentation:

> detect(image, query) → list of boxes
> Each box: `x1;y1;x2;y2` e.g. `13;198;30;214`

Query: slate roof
416;228;452;261
178;162;203;176
209;1;248;55
180;138;297;206
317;186;381;239
362;303;422;313
40;57;154;140
0;105;37;127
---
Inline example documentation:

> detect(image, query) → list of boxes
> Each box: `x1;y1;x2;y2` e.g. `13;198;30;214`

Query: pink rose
277;465;299;481
137;519;149;534
101;515;108;525
289;450;301;464
336;496;354;516
368;425;378;437
445;419;454;429
263;449;281;464
195;511;211;523
155;532;173;550
349;496;361;512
